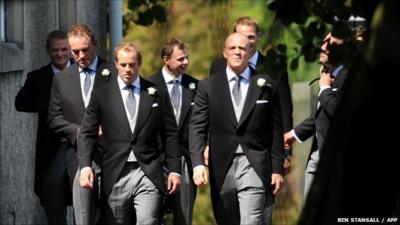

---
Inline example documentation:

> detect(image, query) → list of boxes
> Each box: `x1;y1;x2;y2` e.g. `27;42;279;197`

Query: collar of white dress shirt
248;50;259;69
117;75;141;91
226;65;251;83
78;55;99;73
162;66;182;84
51;60;71;75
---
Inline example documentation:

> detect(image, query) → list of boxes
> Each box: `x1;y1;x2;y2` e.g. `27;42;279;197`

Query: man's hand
271;173;284;194
193;166;208;186
98;126;103;137
167;174;181;194
203;145;209;166
284;131;296;149
80;168;94;189
283;158;291;170
319;65;334;86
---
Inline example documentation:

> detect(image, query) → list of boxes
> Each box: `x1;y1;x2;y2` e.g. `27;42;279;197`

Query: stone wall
0;1;107;224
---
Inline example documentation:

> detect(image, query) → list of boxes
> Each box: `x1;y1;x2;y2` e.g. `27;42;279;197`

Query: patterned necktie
232;76;242;106
126;85;136;120
83;68;92;97
170;79;180;116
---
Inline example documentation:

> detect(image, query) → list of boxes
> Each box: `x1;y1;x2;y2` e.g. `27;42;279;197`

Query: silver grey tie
170;79;180;115
232;76;242;106
83;68;92;97
126;85;136;120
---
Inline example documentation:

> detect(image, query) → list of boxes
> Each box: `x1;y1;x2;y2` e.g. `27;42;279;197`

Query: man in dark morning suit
15;30;72;225
78;42;181;225
148;38;198;225
48;24;108;225
209;16;293;224
189;33;285;225
284;32;350;201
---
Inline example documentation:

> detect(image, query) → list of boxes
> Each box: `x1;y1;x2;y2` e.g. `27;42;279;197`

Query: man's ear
223;49;227;59
162;55;169;64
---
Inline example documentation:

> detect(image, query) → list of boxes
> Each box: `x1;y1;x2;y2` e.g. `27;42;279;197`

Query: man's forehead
225;34;249;46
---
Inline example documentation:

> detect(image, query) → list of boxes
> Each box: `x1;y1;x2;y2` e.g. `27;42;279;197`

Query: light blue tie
83;68;92;97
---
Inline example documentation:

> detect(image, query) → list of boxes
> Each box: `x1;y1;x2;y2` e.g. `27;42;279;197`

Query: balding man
189;33;285;225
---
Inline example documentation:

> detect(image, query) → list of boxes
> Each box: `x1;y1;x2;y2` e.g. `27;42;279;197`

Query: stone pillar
76;0;108;60
0;1;108;224
291;82;314;209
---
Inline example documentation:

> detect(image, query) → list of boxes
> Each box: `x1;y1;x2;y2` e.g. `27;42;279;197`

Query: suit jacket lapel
238;73;263;126
179;75;194;129
215;71;238;126
69;64;86;112
132;78;155;139
108;75;133;138
153;72;176;124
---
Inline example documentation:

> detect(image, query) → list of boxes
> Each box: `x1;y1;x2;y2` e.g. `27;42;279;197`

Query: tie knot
126;84;135;92
233;76;242;82
170;79;179;85
83;67;92;73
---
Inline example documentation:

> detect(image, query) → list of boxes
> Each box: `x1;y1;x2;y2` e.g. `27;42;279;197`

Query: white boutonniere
147;87;157;95
189;82;196;90
101;69;110;80
256;78;270;88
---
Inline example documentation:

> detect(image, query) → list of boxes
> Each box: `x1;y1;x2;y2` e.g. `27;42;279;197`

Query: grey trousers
169;156;196;225
304;150;320;202
72;162;101;225
262;194;273;225
41;141;71;225
217;154;267;225
107;162;162;225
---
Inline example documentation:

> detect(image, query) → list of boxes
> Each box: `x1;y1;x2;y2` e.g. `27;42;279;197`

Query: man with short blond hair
78;41;181;225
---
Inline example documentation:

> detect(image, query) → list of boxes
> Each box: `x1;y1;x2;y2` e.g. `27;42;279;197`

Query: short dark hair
46;30;67;50
233;16;260;35
161;38;187;60
68;23;96;44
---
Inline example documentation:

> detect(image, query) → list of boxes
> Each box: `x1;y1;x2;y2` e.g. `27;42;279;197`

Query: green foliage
126;0;167;26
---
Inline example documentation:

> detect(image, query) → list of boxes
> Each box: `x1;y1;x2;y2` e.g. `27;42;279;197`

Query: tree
268;0;400;224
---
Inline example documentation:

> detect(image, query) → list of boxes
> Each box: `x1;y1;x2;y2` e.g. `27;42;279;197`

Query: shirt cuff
80;167;92;174
291;129;303;143
193;165;205;172
169;172;181;177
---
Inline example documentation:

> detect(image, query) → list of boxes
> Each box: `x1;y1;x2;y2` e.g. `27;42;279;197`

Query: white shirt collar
226;66;251;82
78;55;99;73
162;66;182;84
118;75;141;91
51;60;71;75
248;51;259;69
